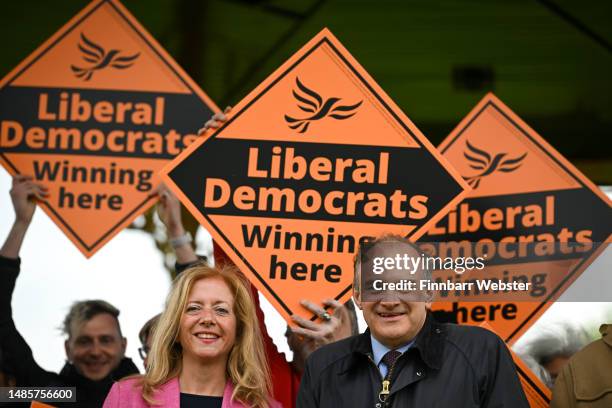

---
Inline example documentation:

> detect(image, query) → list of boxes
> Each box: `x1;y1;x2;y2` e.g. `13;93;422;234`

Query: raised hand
152;183;184;238
1;175;49;258
197;106;232;136
10;175;48;226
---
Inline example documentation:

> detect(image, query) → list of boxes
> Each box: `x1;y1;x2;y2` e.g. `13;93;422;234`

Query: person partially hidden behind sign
551;323;612;408
152;181;358;407
103;264;280;408
513;321;588;388
0;175;139;407
297;235;529;407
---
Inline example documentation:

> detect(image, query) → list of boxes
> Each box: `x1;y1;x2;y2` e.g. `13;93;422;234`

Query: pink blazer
103;377;281;408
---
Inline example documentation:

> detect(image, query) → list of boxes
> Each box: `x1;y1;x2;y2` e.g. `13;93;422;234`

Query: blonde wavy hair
140;264;272;407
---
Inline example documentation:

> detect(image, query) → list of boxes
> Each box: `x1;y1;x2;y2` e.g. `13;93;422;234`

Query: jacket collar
59;357;139;387
58;357;139;404
158;378;243;408
222;381;241;408
350;313;445;371
411;313;445;370
155;377;180;407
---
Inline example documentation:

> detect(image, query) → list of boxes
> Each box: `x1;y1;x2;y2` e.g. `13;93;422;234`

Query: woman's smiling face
179;276;237;362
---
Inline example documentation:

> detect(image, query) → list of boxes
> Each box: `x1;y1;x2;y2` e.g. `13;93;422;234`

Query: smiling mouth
194;333;220;341
84;361;108;371
377;312;405;318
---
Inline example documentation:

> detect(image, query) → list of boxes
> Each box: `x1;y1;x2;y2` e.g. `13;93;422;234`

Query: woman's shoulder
106;376;181;408
222;382;282;408
115;374;146;392
103;376;148;407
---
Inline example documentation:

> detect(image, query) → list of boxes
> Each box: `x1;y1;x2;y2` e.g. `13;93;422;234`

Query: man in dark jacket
297;236;528;408
0;175;138;407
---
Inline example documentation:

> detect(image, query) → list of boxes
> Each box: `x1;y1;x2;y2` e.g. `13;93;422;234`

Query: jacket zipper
368;355;397;408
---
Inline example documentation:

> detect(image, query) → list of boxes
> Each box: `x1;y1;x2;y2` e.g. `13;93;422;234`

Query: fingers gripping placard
162;28;469;324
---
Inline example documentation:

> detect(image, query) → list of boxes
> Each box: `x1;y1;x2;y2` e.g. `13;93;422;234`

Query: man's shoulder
306;333;364;373
441;323;506;358
443;321;501;339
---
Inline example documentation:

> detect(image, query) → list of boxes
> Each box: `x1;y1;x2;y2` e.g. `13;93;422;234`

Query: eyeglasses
138;346;149;361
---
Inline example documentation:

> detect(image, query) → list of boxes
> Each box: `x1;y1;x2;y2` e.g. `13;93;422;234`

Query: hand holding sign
1;175;49;259
151;183;198;265
11;175;49;225
152;183;184;237
291;298;351;337
197;106;232;136
288;298;353;372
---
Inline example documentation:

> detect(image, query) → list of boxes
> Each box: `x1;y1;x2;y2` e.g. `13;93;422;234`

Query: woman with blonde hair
104;265;279;408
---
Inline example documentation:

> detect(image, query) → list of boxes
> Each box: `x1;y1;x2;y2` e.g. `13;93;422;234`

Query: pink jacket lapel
157;378;245;408
155;377;180;407
221;381;245;408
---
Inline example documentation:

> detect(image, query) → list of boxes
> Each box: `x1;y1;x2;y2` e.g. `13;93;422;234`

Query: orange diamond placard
162;28;469;323
0;0;218;257
423;93;612;343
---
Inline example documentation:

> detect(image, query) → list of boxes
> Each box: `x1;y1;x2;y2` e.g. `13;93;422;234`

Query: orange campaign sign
0;0;217;257
423;93;612;343
162;28;469;323
513;353;552;408
31;403;56;408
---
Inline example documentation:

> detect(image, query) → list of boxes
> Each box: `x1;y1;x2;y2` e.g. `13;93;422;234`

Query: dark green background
1;0;610;182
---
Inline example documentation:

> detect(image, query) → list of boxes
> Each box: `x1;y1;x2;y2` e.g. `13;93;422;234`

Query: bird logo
70;33;140;81
462;140;527;189
284;77;363;133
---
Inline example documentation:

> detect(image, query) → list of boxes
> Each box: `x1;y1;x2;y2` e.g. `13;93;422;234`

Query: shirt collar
347;313;446;372
370;334;414;368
